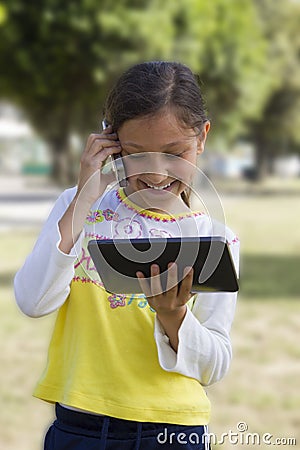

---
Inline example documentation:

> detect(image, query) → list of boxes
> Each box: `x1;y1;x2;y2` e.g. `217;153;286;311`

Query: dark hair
104;61;208;206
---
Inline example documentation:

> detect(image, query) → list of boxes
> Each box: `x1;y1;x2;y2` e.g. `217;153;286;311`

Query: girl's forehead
118;110;196;146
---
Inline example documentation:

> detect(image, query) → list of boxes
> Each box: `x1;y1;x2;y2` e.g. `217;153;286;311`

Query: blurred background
0;1;299;449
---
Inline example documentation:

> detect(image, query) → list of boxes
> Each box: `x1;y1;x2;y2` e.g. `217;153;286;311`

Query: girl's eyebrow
122;140;190;150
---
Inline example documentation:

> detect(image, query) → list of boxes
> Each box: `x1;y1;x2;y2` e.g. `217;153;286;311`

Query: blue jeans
44;403;211;449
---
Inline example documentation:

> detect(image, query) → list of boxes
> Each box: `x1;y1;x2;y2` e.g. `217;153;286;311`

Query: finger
96;125;119;138
80;147;121;173
102;130;119;140
150;264;163;296
136;271;152;298
94;143;122;160
86;133;119;153
86;132;113;145
166;262;178;293
85;141;122;163
183;265;193;279
89;136;121;153
178;266;193;302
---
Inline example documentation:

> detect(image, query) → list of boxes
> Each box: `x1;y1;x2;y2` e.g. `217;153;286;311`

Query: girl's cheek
123;160;145;178
170;164;196;182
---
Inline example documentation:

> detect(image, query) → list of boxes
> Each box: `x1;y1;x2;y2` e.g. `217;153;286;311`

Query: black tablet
87;236;239;295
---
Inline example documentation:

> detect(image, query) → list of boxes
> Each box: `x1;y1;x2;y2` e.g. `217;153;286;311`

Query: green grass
206;187;300;449
0;285;54;450
208;297;300;449
240;254;300;299
1;183;300;449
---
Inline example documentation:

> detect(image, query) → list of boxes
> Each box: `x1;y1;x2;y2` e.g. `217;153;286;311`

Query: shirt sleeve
14;187;84;318
154;236;240;386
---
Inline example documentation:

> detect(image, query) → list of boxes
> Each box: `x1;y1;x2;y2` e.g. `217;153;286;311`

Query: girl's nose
145;171;168;184
146;153;168;178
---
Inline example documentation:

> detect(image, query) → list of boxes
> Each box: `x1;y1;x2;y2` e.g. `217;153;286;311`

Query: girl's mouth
145;181;172;190
141;180;177;193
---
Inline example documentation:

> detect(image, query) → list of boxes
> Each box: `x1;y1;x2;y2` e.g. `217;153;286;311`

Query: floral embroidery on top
113;217;142;238
149;228;172;238
86;210;104;224
85;232;110;240
86;208;119;224
108;294;126;309
103;208;119;221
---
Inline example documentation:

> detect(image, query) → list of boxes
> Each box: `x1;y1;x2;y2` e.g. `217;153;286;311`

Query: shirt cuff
54;222;85;264
154;307;200;375
154;316;178;369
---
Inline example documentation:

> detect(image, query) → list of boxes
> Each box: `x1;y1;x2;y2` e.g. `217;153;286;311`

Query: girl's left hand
137;263;193;351
136;262;193;316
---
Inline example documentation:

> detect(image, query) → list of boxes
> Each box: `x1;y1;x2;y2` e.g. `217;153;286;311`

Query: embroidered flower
108;294;126;309
114;217;142;238
103;208;119;221
86;210;104;224
149;229;172;238
137;299;148;308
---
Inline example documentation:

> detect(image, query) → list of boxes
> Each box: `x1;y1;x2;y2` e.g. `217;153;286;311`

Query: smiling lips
145;181;173;190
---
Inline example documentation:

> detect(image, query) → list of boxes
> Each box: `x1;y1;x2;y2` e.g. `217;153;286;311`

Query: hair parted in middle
104;61;208;133
104;61;208;207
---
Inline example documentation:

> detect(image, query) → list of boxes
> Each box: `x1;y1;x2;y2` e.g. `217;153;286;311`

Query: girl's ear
197;121;210;154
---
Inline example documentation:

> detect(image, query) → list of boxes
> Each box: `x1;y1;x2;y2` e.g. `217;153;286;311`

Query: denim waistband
55;403;193;436
54;404;209;450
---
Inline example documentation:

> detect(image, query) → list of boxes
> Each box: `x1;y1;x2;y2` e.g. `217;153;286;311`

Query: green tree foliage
0;0;289;183
248;0;300;177
0;0;176;183
170;0;273;141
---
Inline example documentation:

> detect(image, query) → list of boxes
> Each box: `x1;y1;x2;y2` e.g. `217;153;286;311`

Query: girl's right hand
76;125;122;205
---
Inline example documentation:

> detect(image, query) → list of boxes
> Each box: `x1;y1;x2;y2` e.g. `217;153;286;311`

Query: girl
14;61;239;449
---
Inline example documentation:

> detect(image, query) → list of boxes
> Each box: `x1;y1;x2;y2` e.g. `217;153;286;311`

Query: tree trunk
254;138;269;180
49;136;78;187
251;120;275;181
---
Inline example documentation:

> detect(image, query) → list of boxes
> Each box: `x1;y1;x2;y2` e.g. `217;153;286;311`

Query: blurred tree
247;0;300;178
0;0;175;184
171;0;273;142
0;0;276;183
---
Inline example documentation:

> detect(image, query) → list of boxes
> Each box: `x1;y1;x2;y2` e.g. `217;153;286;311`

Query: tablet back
88;237;238;295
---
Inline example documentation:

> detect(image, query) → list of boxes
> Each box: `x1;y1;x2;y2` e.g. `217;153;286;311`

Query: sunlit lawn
1;180;299;449
207;187;300;449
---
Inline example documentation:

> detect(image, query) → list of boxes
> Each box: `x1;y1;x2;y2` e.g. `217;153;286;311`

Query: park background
0;1;299;449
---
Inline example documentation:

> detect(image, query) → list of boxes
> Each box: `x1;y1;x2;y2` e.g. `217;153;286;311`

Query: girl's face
118;109;210;213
